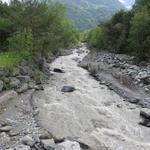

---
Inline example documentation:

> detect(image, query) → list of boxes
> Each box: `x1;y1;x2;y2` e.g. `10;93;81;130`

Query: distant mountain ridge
54;0;125;30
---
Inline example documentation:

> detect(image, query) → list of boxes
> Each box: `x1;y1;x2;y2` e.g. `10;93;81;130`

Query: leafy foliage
0;0;79;67
87;0;150;62
55;0;125;31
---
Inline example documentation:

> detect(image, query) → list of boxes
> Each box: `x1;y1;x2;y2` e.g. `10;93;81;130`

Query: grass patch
0;51;31;68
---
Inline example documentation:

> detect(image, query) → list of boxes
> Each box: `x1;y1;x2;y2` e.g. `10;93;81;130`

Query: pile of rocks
7;133;83;150
81;51;150;93
0;58;52;93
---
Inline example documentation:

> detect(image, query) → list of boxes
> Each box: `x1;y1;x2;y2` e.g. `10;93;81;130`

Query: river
32;44;150;150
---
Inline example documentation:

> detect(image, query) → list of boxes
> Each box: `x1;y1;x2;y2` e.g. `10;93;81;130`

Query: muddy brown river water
32;45;150;150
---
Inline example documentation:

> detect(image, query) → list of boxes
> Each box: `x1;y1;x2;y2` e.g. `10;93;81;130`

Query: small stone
21;135;35;147
61;86;75;92
0;126;12;132
8;130;20;137
41;139;55;150
14;144;31;150
17;83;28;93
53;68;65;73
39;130;53;140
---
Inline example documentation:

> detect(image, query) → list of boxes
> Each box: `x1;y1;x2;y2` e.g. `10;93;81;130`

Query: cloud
119;0;126;4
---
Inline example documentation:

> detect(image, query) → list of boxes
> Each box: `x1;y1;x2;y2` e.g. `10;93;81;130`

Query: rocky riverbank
80;50;150;108
0;49;76;150
1;44;150;150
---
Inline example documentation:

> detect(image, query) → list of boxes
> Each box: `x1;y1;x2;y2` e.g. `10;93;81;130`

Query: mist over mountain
55;0;125;31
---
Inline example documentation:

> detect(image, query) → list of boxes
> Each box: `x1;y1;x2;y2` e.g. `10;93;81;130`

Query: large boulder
61;86;76;93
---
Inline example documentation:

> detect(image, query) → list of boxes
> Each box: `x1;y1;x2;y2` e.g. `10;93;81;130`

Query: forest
86;0;150;63
0;0;79;68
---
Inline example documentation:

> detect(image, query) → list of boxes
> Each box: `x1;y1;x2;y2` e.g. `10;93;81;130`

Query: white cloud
119;0;126;4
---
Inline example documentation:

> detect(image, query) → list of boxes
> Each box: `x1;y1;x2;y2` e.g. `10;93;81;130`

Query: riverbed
32;44;150;150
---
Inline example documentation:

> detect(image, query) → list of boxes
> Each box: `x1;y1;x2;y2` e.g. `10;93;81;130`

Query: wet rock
53;68;65;73
14;144;31;150
21;135;36;147
140;110;150;120
143;77;150;85
9;77;21;89
55;140;80;150
139;109;150;127
41;139;55;150
0;80;3;92
0;126;12;132
61;86;76;93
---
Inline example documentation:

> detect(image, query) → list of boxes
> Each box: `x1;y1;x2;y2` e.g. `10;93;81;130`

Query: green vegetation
87;0;150;63
55;0;125;31
0;0;79;68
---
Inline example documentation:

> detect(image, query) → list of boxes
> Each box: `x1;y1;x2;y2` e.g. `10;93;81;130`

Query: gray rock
9;77;21;89
14;144;31;150
144;77;150;85
17;83;28;93
28;81;36;89
39;130;53;140
0;90;18;110
17;76;30;83
12;67;20;76
140;109;150;120
53;68;65;73
41;139;55;150
0;126;12;132
55;140;80;150
20;66;32;76
34;85;44;91
8;130;20;137
61;86;75;93
139;109;150;127
21;135;35;147
0;80;3;91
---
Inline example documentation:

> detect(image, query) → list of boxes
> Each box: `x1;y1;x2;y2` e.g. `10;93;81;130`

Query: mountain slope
54;0;125;30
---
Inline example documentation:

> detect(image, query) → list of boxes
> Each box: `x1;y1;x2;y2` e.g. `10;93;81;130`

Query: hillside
54;0;125;30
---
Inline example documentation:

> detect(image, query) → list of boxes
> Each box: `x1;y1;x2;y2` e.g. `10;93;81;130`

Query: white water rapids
32;45;150;150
